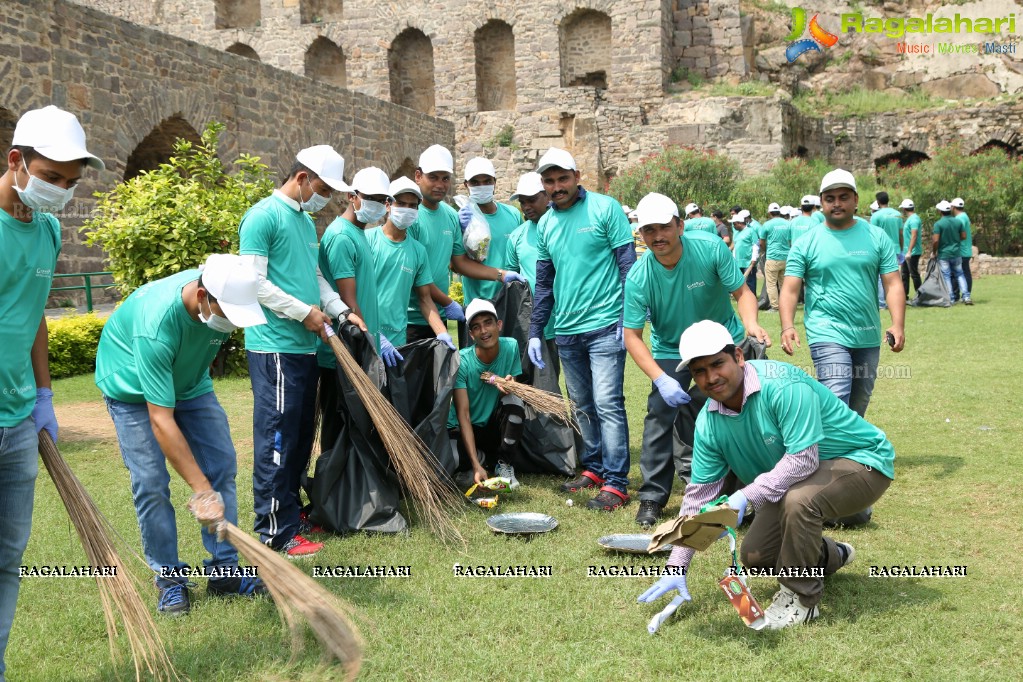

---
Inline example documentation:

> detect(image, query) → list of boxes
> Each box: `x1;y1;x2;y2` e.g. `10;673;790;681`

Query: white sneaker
495;460;520;489
762;586;819;630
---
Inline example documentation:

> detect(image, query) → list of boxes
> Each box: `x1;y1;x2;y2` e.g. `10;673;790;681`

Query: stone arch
390;157;416;181
123;115;203;181
0;107;16;158
301;0;342;25
226;42;260;60
560;9;612;89
388;28;435;115
474;20;517;112
305;37;346;87
214;0;260;30
874;149;929;171
974;139;1019;158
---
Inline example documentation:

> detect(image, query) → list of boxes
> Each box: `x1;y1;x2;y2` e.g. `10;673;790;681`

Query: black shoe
560;470;605;493
635;500;663;528
207;575;269;598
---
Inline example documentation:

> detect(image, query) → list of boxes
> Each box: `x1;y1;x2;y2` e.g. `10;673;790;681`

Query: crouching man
638;321;894;630
95;255;269;615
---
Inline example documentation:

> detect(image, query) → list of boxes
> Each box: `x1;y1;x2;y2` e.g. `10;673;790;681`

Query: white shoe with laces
762;586;819;630
495;460;520;489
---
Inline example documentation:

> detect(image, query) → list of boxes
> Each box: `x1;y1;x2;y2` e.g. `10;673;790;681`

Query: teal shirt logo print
786;8;839;62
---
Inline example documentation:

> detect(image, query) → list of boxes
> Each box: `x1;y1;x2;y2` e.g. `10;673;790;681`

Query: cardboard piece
647;504;739;553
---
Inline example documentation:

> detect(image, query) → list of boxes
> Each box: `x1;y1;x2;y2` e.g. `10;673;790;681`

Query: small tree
609;147;740;214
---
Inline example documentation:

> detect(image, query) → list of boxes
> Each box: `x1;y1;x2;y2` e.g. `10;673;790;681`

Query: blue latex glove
502;271;525;284
379;334;404;368
897;252;906;266
437;332;456;351
443;300;465;322
527;338;546;370
728;490;748;526
637;571;691;605
653;373;691;408
32;387;58;443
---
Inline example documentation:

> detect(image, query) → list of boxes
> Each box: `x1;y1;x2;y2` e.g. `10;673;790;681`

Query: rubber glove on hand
728;490;748;526
32;387;58;443
380;334;404;368
638;571;691;605
437;332;457;351
443;300;465;322
502;271;525;284
527;338;546;370
653;374;691;408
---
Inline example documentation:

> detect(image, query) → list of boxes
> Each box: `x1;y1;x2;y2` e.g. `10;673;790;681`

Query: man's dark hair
731;205;743;214
711;210;724;220
876;191;889;205
939;210;952;216
196;275;219;304
285;161;318;183
722;343;737;360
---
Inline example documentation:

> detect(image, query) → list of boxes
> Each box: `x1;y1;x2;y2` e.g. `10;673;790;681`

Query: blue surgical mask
300;178;330;213
198;296;238;334
389;207;418;230
469;185;495;204
355;198;387;225
13;160;75;213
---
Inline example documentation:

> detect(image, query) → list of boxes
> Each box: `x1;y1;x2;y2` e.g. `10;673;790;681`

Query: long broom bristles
217;521;363;679
324;325;464;544
480;372;581;433
37;432;180;682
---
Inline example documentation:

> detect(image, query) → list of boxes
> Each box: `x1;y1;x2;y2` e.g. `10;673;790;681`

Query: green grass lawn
11;276;1022;681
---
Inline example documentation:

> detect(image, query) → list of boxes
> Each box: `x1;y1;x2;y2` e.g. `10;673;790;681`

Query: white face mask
13;160;76;213
355;198;387;225
389;207;418;230
469;185;495;205
300;178;330;213
198;295;238;334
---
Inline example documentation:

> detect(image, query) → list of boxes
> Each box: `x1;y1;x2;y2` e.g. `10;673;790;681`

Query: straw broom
37;431;180;682
480;372;581;433
322;323;464;543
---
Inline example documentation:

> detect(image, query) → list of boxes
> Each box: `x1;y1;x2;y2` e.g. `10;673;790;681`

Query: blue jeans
939;257;970;302
557;328;630;493
809;343;881;417
105;393;239;588
0;418;37;680
745;266;757;297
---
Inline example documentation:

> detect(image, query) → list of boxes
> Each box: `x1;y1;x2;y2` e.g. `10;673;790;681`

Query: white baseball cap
635;192;679;229
510;172;545;202
738;209;751;220
899;198;915;210
350;167;390;197
684;202;700;217
767;202;781;213
295;145;350;192
537;148;577;174
800;195;816;207
12;105;104;170
935;200;952;212
820;169;857;194
781;205;794;217
869;201;879;212
418;144;453;174
729;213;745;224
199;254;267;328
464;157;497;182
812;195;821;206
676;320;736;371
464;298;498;326
389;176;422;201
951;197;965;208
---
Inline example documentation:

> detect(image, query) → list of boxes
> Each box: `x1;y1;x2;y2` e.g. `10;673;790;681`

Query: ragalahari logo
786;8;839;62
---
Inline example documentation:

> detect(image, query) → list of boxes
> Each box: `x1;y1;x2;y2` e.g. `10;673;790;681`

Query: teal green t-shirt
506;220;555;340
447;337;522;428
692;361;895;485
786;220;899;348
789;215;817;245
239;194;321;354
536;191;634;335
95;270;224;407
683;216;717;235
933;216;963;260
812;211;826;224
0;209;60;427
317;217;380;367
870;207;903;252
956;212;973;258
732;225;758;268
407;202;465;326
367;227;432;346
903;214;923;256
624;231;745;360
748;219;763;245
462;202;521;306
760;217;791;260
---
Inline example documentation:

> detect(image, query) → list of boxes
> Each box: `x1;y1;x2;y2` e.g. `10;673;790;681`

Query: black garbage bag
909;257;952;307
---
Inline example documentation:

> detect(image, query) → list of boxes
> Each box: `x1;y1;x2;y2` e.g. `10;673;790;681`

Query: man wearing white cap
811;196;825;224
447;299;525;485
0;105;103;678
950;198;973;301
932;200;971;305
899;199;923;297
528;147;637;511
780;169;905;418
682;203;717;235
790;197;818;246
367;177;456;350
624;193;769;528
870;192;905;309
239;144;353;558
731;211;758;295
638;320;894;630
96;255;269;615
759;202;791;312
457;157;525;307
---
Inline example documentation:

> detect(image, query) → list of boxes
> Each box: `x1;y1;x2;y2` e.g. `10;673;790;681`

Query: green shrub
609;147;740;214
730;157;880;218
449;278;464;306
48;313;106;379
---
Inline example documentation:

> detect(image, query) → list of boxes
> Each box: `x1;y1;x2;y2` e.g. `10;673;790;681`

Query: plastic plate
486;512;558;535
597;533;674;554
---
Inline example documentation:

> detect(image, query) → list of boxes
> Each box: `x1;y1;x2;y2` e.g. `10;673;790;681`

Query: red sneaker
280;534;323;558
299;510;325;534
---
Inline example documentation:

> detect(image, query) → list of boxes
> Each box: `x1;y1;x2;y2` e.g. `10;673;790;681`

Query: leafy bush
449;278;464;306
730;157;879;217
48;314;106;379
609;147;740;214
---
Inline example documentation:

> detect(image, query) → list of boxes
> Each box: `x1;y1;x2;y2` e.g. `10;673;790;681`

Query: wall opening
388;29;435;115
215;0;260;30
390;157;417;181
305;37;346;88
474;20;517;112
974;139;1019;158
124;115;203;182
301;0;342;25
226;42;260;60
874;149;930;171
560;9;612;89
0;107;16;159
